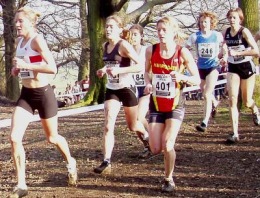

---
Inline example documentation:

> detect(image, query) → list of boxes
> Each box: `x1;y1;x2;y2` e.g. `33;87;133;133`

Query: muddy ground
0;97;259;198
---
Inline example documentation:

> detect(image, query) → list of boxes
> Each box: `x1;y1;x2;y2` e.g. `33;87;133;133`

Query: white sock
17;184;27;189
202;120;208;126
142;132;149;140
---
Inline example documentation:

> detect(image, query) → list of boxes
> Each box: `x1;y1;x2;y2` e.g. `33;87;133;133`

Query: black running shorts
105;87;138;107
228;61;256;79
16;84;58;119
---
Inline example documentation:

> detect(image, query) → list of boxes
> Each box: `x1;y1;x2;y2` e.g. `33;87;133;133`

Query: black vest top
224;27;249;48
103;40;131;67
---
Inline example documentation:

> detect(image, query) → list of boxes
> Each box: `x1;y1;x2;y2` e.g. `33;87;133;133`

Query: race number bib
229;45;245;62
133;73;145;86
105;61;120;84
198;43;215;58
16;56;35;79
152;74;175;98
19;69;34;79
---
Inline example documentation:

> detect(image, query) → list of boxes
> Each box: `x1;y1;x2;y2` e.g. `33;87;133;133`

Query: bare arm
226;28;259;57
239;28;259;56
144;45;153;94
144;46;152;85
178;47;200;86
96;43;107;78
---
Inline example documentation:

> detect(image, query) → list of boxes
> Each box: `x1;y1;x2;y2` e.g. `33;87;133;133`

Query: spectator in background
64;84;74;106
52;85;66;108
80;75;90;93
72;80;81;103
51;85;58;96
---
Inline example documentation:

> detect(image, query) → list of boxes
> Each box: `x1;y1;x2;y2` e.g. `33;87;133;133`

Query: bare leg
202;69;219;125
227;73;240;137
240;74;260;125
10;107;32;189
137;94;150;130
136;94;150;149
103;99;121;160
124;105;149;139
41;116;74;164
162;119;182;179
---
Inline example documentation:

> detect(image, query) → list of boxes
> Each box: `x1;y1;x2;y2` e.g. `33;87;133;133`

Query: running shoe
9;186;28;198
252;112;260;126
138;147;152;159
140;135;150;148
93;161;111;174
196;122;207;132
67;157;78;186
226;134;240;144
161;178;175;193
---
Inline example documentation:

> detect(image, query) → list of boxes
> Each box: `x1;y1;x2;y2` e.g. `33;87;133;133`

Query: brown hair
121;29;133;44
197;11;218;30
129;24;144;45
226;7;244;24
15;7;41;27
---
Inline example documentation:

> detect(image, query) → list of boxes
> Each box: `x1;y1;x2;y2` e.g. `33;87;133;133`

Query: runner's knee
164;140;175;152
10;132;23;144
150;146;161;155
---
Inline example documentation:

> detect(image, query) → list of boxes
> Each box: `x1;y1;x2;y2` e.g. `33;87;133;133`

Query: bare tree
0;0;238;102
0;0;27;100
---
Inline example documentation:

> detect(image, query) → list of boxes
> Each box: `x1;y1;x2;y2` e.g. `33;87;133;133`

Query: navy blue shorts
137;86;146;98
149;107;185;123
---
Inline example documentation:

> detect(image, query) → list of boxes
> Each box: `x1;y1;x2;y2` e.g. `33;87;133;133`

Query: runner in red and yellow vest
150;44;185;112
144;16;200;193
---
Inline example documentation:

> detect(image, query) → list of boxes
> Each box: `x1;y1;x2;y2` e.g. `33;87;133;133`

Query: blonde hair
197;11;218;30
16;7;41;26
157;16;187;44
106;15;124;28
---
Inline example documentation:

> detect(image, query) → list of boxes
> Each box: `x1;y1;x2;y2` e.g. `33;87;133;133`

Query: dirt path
0;100;259;198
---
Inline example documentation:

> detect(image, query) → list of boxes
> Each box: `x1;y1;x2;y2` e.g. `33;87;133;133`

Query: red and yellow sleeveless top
150;44;185;112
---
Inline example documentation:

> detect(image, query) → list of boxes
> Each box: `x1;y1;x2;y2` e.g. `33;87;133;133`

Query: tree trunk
2;0;20;100
78;0;89;82
0;38;6;95
238;0;259;34
82;0;107;105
